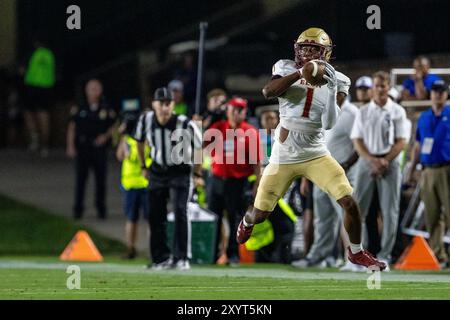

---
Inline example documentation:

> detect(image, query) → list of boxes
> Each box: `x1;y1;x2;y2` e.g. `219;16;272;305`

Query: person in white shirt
351;71;409;268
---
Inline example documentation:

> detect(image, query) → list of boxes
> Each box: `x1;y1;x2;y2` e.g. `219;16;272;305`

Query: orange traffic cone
59;230;103;262
238;244;254;264
394;236;441;270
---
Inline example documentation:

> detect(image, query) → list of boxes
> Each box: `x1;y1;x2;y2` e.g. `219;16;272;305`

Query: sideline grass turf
1;259;450;300
0;194;125;255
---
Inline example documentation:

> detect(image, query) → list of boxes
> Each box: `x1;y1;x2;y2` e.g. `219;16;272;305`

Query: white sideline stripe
1;261;450;283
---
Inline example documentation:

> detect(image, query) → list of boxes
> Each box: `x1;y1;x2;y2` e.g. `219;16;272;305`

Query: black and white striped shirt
133;112;202;176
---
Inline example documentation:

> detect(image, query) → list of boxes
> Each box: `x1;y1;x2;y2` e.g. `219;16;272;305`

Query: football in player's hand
302;60;328;87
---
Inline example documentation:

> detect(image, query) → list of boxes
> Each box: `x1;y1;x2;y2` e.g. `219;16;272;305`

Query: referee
134;87;203;270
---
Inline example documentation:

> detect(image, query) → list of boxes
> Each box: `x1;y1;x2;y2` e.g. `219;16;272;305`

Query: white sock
242;217;253;228
349;242;363;254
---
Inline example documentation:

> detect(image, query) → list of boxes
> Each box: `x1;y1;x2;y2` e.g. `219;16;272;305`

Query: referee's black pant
208;175;248;262
148;173;192;264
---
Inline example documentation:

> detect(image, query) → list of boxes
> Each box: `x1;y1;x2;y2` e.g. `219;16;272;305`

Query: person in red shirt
204;97;262;265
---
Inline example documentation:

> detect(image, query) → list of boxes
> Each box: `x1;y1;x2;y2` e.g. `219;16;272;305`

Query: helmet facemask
294;42;329;68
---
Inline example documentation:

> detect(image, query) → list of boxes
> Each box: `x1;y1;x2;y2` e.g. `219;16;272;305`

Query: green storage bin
166;202;218;264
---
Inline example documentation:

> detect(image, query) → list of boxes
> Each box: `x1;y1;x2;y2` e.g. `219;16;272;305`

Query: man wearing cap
204;97;262;264
168;79;189;116
355;76;373;104
133;87;203;270
407;80;450;267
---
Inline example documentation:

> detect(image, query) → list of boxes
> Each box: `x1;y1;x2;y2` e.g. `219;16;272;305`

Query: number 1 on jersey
301;88;314;118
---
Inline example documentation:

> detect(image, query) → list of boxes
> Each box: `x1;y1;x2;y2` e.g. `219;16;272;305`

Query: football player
236;27;386;270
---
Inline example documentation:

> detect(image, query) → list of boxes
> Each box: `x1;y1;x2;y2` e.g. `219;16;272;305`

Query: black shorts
24;86;53;112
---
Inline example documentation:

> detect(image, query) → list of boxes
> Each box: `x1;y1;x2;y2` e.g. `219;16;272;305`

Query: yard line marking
1;260;450;283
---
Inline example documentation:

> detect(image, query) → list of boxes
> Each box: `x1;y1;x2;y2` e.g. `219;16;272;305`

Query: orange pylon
59;230;103;262
394;236;441;270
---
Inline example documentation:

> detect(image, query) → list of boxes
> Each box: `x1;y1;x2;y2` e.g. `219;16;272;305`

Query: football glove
323;62;337;91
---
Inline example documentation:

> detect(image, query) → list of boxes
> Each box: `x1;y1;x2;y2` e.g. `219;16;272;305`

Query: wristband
194;172;202;178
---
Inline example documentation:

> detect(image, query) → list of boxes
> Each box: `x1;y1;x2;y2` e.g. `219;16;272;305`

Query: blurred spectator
355;76;373;103
351;71;409;270
293;94;362;270
247;106;295;264
205;97;262;265
133;87;203;270
402;56;442;100
193;88;228;208
201;88;227;129
22;38;56;157
407;79;450;268
173;53;197;107
66;79;117;220
116;102;151;259
168;79;189;116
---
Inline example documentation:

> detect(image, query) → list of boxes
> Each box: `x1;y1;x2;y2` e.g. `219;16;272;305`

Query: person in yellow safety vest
116;117;152;259
245;174;297;263
244;107;297;263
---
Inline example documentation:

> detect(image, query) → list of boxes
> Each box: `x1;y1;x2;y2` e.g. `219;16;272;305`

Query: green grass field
1;257;450;299
0;195;125;255
2;194;450;300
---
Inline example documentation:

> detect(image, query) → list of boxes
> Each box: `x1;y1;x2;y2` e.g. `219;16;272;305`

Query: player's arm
262;71;301;99
321;63;340;129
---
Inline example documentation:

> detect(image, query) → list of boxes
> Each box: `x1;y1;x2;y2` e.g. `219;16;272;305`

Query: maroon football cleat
236;220;253;244
347;247;387;271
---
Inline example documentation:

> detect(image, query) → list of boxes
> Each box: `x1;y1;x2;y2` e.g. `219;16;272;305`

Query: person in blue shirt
402;56;442;100
407;79;450;267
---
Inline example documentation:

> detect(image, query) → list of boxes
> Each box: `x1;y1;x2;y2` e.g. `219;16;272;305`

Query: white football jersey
272;59;351;133
269;59;351;164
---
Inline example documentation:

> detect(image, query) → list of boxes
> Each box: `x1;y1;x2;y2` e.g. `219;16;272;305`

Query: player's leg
223;178;247;263
207;176;226;261
73;150;89;219
148;187;171;266
304;155;386;270
307;186;339;263
237;162;297;244
36;110;50;155
169;175;192;266
376;161;401;263
92;147;107;219
351;159;376;248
